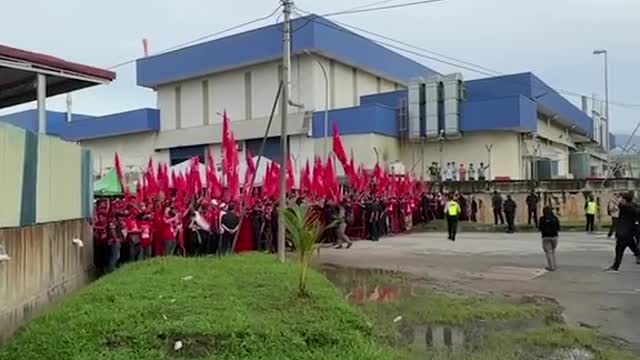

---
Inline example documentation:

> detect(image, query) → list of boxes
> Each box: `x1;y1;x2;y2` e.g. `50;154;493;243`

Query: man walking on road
503;195;517;233
526;191;539;227
445;194;461;241
607;193;620;238
606;192;640;272
492;191;504;225
585;195;598;233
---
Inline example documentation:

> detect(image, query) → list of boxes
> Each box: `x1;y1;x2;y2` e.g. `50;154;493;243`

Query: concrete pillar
37;74;46;134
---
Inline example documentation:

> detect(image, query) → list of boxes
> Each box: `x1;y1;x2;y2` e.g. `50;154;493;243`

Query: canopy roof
0;44;116;108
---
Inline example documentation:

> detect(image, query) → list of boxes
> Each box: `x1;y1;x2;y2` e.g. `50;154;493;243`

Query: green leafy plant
283;205;335;296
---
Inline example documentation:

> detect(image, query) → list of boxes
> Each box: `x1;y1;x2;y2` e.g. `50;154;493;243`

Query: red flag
332;123;348;166
324;156;337;201
286;155;295;192
312;156;325;200
300;159;311;195
221;112;240;202
242;149;257;206
114;153;129;196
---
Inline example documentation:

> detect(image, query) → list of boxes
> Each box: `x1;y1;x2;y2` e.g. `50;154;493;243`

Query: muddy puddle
317;264;595;360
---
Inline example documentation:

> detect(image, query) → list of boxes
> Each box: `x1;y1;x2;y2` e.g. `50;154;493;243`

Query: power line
295;9;640;110
343;0;405;12
107;5;282;70
311;12;502;76
319;0;447;17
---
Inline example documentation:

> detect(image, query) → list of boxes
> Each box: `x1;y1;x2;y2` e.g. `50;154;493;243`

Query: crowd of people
92;190;460;274
428;162;490;182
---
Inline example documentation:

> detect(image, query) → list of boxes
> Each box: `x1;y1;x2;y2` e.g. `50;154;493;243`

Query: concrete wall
401;131;522;180
0;123;92;228
79;132;166;175
0;219;93;342
439;179;636;225
155;54;402;133
0;125;25;227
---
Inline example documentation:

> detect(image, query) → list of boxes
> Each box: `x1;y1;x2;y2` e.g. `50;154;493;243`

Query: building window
376;77;382;93
244;71;252;120
202;80;210;125
175;85;182;129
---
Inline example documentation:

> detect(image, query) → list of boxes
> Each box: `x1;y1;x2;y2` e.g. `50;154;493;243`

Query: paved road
316;231;640;350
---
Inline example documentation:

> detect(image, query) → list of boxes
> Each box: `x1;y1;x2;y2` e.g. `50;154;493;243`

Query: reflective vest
586;201;597;215
447;201;460;216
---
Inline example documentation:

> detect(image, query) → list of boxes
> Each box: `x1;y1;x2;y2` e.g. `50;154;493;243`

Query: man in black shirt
503;195;517;233
220;204;240;255
526;191;539;227
607;192;640;272
492;191;504;225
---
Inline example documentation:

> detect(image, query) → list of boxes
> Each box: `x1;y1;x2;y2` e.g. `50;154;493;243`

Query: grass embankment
0;254;404;360
338;269;636;360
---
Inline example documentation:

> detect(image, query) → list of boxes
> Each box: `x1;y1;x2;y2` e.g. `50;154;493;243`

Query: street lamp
303;50;330;158
593;49;609;150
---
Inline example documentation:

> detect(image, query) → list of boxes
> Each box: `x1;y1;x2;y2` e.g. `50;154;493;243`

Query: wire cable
107;5;282;70
295;9;640;110
318;0;447;17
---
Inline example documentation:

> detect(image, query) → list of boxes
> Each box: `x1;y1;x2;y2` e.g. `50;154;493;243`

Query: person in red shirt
161;205;179;256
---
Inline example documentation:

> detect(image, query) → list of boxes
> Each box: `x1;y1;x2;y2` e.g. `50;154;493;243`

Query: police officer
445;194;461;241
585;195;598;233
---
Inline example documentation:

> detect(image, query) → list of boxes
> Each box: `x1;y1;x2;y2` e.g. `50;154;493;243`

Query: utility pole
277;0;293;263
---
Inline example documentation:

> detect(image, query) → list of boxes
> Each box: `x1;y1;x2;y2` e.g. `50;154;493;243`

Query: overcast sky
1;0;638;133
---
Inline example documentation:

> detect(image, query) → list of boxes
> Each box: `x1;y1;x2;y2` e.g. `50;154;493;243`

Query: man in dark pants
607;192;640;271
445;195;461;241
503;195;517;233
250;203;265;251
492;191;504;225
607;194;620;238
585;195;598;233
526;191;539;227
220;204;240;255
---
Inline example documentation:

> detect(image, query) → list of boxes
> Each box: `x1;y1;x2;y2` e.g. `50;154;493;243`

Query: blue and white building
1;15;610;180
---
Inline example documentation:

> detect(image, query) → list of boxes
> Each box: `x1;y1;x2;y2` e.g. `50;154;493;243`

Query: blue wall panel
461;96;536;132
360;90;406;108
0;110;92;136
61;108;159;141
311;103;397;138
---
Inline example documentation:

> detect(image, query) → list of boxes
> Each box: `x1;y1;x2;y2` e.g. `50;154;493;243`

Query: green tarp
94;169;136;196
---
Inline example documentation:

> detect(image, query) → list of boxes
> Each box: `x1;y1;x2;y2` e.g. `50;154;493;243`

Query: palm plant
282;205;335;296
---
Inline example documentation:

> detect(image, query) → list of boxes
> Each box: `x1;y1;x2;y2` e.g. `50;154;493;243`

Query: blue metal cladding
461;96;537;132
136;15;435;88
465;73;593;136
0;110;92;136
360;90;406;108
61;108;160;141
311;103;398;138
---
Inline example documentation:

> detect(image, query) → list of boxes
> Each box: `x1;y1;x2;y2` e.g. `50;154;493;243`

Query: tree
282;205;335;296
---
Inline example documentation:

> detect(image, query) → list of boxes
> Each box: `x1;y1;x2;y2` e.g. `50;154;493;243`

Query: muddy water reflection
319;265;544;351
318;265;598;359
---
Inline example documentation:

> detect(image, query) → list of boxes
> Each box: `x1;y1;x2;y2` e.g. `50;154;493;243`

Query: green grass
0;254;406;360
